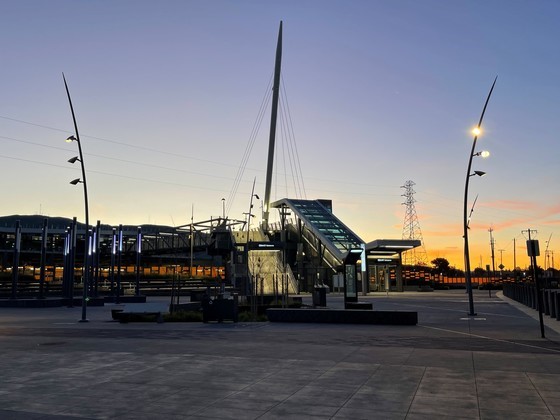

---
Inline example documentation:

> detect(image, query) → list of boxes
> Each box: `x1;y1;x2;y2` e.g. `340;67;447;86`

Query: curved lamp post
245;178;259;300
63;73;90;323
463;76;497;316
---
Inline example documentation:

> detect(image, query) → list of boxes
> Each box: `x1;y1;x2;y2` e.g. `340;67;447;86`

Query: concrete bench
112;303;169;323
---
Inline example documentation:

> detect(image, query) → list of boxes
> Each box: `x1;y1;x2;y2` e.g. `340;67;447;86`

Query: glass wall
368;264;399;292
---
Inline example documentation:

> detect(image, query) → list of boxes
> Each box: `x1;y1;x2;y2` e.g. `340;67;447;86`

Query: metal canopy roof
365;239;422;256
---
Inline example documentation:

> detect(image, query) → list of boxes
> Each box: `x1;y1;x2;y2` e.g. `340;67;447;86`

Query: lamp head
67;156;80;164
473;170;486;177
472;127;481;136
254;194;260;199
69;178;82;185
66;135;77;143
474;150;490;158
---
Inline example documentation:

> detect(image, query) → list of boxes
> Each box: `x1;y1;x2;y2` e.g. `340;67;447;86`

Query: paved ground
1;289;559;419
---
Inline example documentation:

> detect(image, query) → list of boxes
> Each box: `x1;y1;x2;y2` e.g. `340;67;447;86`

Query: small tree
431;257;450;274
473;267;486;277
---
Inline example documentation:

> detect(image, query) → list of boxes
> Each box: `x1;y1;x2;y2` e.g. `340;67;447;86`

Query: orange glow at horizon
426;244;543;271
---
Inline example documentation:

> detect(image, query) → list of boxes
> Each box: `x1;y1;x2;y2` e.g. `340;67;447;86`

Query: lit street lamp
63;73;90;323
463;76;497;316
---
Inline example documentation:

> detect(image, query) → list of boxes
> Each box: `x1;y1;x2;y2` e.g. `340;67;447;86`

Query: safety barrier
503;283;560;322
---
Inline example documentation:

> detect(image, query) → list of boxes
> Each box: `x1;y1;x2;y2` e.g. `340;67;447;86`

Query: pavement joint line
472;344;481;419
405;365;427;419
330;362;377;418
418;324;560;354
526;372;556;418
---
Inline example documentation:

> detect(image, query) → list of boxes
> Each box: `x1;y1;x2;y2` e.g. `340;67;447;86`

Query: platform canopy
364;239;421;256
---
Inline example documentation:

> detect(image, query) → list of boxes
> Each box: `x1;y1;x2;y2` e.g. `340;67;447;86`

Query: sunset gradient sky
1;1;559;270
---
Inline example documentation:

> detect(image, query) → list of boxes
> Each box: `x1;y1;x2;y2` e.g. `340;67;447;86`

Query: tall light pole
245;178;259;298
63;73;90;323
135;226;142;296
463;76;497;316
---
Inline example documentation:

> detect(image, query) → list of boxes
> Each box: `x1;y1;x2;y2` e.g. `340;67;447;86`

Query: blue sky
1;0;559;269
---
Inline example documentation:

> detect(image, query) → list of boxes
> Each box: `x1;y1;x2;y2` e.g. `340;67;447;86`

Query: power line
0;135;242;181
0;114;245;169
0;120;408;194
0;154;227;193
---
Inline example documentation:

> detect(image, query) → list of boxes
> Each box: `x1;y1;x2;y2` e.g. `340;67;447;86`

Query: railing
0;276;230;299
503;282;560;322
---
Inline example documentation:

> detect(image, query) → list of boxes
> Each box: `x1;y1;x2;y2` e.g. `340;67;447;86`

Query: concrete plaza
0;289;559;419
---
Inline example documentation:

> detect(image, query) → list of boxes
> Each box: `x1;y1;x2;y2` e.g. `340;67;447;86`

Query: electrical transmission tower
401;180;429;266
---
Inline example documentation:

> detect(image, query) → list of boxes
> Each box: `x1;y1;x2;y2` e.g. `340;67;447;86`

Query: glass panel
345;264;356;298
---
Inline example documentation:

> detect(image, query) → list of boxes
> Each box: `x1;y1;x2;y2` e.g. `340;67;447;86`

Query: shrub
237;311;268;322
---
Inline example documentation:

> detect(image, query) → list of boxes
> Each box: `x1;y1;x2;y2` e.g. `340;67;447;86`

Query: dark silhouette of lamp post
135;226;142;296
245;178;259;301
110;227;116;298
63;73;90;323
463;76;497;316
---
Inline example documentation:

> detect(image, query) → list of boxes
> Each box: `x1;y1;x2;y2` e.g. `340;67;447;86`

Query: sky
1;0;559;271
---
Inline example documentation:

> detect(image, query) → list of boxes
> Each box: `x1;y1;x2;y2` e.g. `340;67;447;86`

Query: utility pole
523;228;544;338
544;233;553;270
489;227;496;281
498;249;505;279
513;238;517;270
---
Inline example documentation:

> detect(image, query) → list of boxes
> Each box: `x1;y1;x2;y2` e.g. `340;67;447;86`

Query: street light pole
463;76;497;317
63;73;90;322
135;226;142;296
245;178;259;300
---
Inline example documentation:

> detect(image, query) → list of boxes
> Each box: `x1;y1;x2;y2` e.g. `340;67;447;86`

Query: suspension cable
225;74;273;217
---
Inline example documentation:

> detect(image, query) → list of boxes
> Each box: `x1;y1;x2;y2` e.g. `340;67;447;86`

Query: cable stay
225;74;273;217
278;74;306;200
